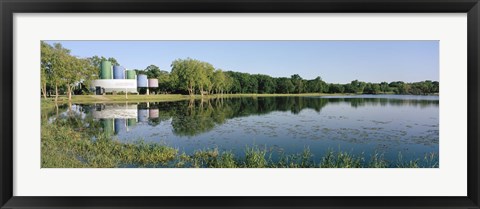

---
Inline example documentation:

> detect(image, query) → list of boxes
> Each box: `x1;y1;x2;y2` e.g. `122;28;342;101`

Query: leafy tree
170;58;207;96
222;73;233;94
40;41;53;99
276;77;294;93
212;69;227;94
88;56;121;69
49;43;71;101
107;57;120;66
238;73;258;93
363;83;381;94
291;74;305;93
255;74;276;94
343;84;355;93
328;83;344;93
41;42;101;100
157;70;173;94
63;56;90;100
380;82;390;93
144;65;162;78
198;62;215;95
350;80;366;94
306;76;326;93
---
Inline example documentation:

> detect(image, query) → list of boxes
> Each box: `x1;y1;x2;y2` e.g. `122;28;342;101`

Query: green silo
126;70;136;79
100;61;112;79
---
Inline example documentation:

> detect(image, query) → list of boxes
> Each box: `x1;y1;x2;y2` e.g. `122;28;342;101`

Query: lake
48;95;439;167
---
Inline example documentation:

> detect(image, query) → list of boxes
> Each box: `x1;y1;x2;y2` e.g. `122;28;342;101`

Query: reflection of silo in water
149;109;159;118
127;118;137;127
138;109;148;123
114;118;126;134
101;118;114;137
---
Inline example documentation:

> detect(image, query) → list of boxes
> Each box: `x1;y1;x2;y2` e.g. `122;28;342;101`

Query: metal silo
126;70;136;79
148;79;159;88
113;66;125;79
137;74;148;87
100;61;112;79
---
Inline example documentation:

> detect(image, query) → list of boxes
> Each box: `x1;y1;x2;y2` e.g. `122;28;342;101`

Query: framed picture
1;0;479;208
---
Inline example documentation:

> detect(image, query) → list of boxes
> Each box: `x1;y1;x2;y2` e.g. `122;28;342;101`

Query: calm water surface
52;95;439;163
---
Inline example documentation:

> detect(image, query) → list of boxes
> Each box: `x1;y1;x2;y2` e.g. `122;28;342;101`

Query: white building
91;79;138;94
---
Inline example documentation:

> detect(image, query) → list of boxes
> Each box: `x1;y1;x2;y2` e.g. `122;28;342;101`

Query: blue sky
45;40;439;84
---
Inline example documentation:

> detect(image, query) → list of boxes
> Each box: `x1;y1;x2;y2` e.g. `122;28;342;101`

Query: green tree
306;76;326;93
212;69;227;94
170;58;203;96
223;73;233;94
328;83;344;93
40;41;53;99
256;74;276;94
144;64;162;78
50;43;71;101
238;73;258;93
88;56;120;69
199;62;215;95
291;74;305;93
157;70;173;94
63;57;90;100
107;57;120;66
276;77;294;93
363;83;381;94
350;80;366;94
380;82;390;93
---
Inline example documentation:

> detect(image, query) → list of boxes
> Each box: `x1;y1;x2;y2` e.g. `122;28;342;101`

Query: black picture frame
1;0;479;208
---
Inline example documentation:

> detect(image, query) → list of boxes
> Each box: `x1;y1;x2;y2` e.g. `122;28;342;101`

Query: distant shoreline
41;93;439;104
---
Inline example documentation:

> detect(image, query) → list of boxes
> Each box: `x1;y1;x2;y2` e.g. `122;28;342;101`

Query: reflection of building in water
114;118;126;134
149;109;159;118
92;103;138;119
93;102;161;135
93;103;139;135
101;119;114;136
138;109;148;123
127;118;137;126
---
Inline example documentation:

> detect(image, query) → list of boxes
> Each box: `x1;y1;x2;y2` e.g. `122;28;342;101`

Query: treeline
41;41;120;100
141;57;439;96
41;42;439;100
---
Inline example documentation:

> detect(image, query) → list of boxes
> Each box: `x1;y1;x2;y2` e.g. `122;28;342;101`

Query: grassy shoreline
42;93;358;104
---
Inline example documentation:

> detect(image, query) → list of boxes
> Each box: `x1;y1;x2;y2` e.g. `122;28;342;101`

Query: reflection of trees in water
45;97;439;138
166;97;328;136
332;98;439;108
44;103;104;137
166;97;438;136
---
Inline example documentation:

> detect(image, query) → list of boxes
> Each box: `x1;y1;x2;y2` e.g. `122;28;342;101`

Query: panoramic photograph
41;40;439;168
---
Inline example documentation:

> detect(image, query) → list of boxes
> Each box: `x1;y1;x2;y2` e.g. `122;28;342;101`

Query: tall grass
42;123;177;168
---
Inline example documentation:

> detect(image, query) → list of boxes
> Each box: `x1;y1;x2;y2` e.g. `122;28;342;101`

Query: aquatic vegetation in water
41;122;439;168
